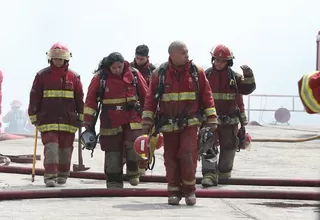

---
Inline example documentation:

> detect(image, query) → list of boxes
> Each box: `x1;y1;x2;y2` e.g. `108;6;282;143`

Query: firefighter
2;100;28;133
298;71;320;114
130;44;156;86
83;52;148;188
0;70;3;130
28;42;84;187
141;41;218;206
201;44;256;187
130;45;157;175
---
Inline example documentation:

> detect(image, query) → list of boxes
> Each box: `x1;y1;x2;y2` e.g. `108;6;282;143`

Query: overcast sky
1;0;320;125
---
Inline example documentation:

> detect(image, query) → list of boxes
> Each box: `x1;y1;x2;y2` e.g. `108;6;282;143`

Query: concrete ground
0;124;319;220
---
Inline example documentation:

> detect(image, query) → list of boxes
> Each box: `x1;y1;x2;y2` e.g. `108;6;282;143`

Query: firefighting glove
207;123;218;132
142;124;152;135
240;65;253;77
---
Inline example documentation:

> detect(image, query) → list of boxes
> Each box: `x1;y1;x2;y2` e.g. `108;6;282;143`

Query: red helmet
210;44;234;60
11;100;22;107
134;135;149;160
155;133;164;150
46;42;72;61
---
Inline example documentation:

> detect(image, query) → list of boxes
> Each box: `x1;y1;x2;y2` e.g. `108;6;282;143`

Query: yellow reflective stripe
142;110;154;119
301;72;320;113
100;126;123;136
242;76;255;84
240;112;248;124
102;96;136;104
167;186;181;191
161;92;196;102
130;122;142;130
78;114;84;121
204;107;216;117
43;90;74;98
38;124;78;133
29;115;37;123
182;179;196;185
212;93;236;100
160;117;200;132
206;117;218;124
84;107;96;116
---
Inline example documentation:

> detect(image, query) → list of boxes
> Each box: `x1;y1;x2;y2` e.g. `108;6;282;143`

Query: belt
104;105;124;111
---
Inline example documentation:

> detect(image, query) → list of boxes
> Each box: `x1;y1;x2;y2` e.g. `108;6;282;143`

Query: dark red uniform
201;44;256;187
28;64;84;182
142;59;217;197
130;60;156;86
83;61;148;187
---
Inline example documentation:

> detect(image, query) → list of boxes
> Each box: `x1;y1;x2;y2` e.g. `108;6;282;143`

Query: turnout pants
99;124;140;185
163;126;198;197
41;131;75;182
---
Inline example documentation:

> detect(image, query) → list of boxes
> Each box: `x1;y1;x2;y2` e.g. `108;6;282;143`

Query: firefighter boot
107;180;124;188
167;185;182;205
201;151;219;187
185;192;196;206
125;142;140;186
168;196;182;205
201;173;218;187
45;179;57;187
57;177;67;184
105;152;124;188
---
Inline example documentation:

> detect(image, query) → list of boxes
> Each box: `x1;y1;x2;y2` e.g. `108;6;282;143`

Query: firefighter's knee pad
44;142;59;164
218;148;236;173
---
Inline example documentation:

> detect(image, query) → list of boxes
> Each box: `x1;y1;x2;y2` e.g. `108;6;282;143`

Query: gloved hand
240;65;253;77
83;122;94;131
207;123;218;132
142;124;152;134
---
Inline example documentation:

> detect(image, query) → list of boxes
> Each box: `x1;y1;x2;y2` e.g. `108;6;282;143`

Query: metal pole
317;31;320;71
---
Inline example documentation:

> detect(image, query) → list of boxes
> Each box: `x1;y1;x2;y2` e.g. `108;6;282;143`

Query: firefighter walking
83;52;148;189
142;41;218;206
201;44;256;187
28;43;84;187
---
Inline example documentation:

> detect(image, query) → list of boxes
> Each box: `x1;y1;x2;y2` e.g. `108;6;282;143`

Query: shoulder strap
155;62;169;101
205;67;213;78
155;62;200;101
190;62;200;100
227;68;239;93
97;71;107;103
130;66;140;99
89;71;107;129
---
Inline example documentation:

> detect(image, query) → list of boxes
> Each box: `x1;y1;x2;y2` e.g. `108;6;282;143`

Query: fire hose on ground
0;188;319;201
8;133;320;143
251;134;320;143
1;132;319;202
0;166;319;187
